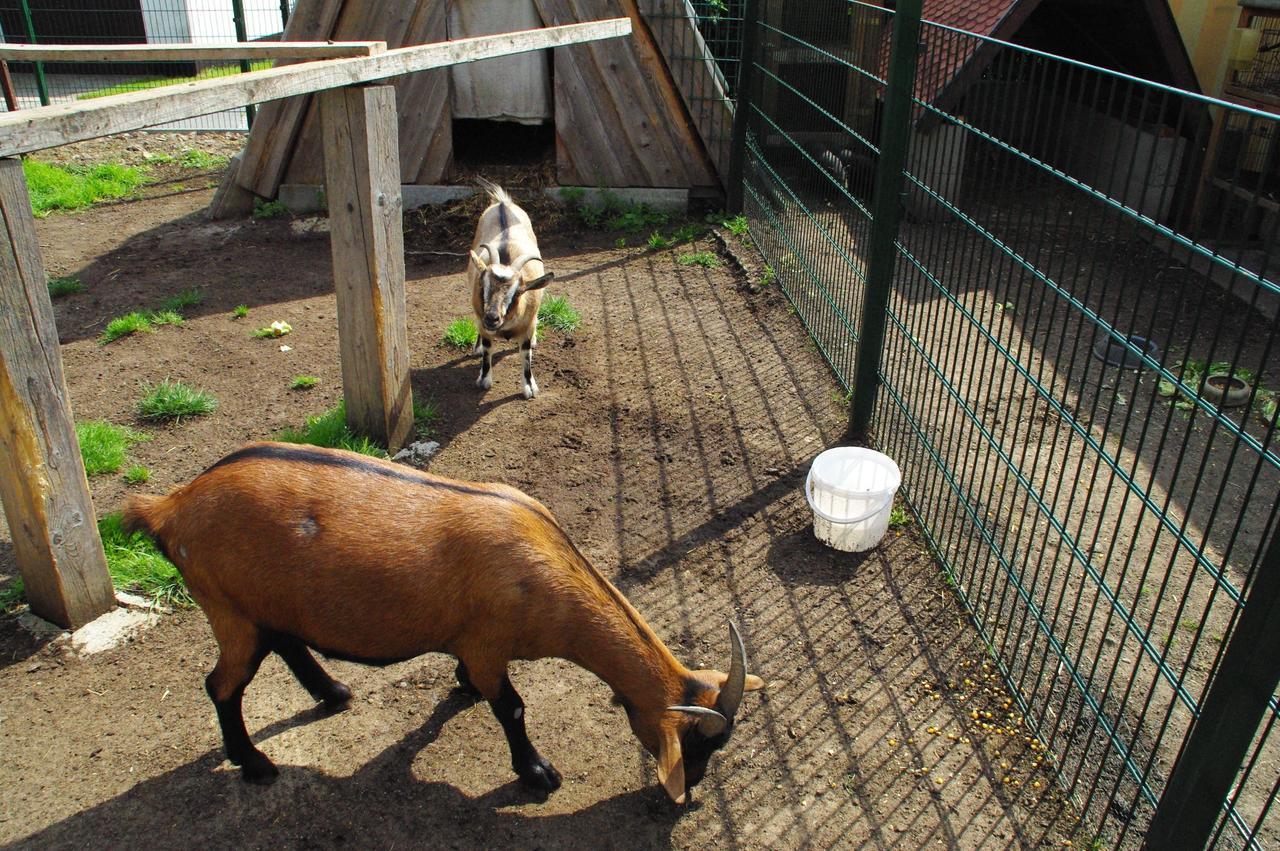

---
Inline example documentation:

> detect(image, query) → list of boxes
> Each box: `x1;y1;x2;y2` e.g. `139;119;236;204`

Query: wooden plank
235;0;346;199
320;86;413;452
534;0;715;187
0;18;632;158
208;153;257;219
397;0;453;184
638;0;734;182
0;41;386;62
0;157;114;628
284;0;422;187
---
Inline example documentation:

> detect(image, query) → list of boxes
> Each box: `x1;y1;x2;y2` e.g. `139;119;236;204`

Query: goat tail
475;176;513;207
123;493;170;542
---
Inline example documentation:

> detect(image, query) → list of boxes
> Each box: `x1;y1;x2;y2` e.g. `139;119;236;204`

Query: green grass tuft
0;577;25;612
761;264;776;287
231;304;249;319
178;149;229;170
721;214;750;237
677;251;722;269
137;380;217;422
253;198;286;220
538;295;581;333
24;158;147;216
413;396;441;438
48;275;85;298
648;231;676;250
889;505;910;530
443;317;479;349
76;420;147;476
290;375;319;390
101;311;154;343
157;288;203;313
98;513;191;608
278;402;388;458
147;310;183;327
123;465;151;484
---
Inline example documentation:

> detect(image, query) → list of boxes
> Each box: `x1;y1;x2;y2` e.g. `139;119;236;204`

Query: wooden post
0;157;114;628
320;85;413;452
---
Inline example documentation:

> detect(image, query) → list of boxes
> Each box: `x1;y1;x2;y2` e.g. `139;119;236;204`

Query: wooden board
320;86;414;452
397;0;454;185
0;19;632;158
0;41;385;62
533;0;716;188
235;0;346;198
0;158;115;628
637;0;733;183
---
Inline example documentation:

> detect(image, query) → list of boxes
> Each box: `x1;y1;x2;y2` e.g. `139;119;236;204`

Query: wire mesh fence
723;0;1280;847
0;0;294;130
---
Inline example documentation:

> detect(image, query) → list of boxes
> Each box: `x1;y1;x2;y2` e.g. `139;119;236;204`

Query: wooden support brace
320;85;413;453
0;158;114;628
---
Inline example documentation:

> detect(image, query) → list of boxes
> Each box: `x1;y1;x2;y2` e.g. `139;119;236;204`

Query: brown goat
123;442;763;802
468;180;552;399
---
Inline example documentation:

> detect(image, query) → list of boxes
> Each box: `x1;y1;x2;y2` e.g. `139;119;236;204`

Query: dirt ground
0;149;1075;848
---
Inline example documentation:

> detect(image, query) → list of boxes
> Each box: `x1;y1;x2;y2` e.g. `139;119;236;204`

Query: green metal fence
714;0;1280;846
0;0;293;129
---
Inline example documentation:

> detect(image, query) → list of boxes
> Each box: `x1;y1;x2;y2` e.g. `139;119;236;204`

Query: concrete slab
69;607;161;656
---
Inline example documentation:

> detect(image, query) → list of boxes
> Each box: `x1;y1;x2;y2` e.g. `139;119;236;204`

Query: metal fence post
231;0;256;128
847;0;922;439
1145;524;1280;848
725;0;760;214
19;0;49;107
279;0;292;29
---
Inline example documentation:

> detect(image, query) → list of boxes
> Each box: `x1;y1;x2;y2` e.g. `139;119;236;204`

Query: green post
231;0;256;127
847;0;923;439
725;0;761;214
19;0;49;107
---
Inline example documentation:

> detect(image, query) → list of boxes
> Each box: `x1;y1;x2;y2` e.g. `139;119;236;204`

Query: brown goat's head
470;244;553;335
629;623;766;804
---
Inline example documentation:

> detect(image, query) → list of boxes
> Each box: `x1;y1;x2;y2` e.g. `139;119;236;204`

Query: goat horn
668;705;728;737
716;621;748;720
510;252;542;276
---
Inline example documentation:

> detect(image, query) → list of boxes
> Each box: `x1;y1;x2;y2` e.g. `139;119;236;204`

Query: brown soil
0;152;1075;848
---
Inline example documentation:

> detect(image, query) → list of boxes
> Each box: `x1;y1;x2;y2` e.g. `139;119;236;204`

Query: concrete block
70;607;160;656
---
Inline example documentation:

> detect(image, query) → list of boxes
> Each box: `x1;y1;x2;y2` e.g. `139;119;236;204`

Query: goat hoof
239;751;279;785
321;682;352;711
518;756;562;792
523;380;539;400
476;374;493;391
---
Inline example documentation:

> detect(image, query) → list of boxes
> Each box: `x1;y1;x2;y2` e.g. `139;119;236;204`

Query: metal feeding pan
1093;334;1159;369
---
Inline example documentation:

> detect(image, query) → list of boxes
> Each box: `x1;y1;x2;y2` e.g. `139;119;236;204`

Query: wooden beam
321;85;412;453
0;18;632;158
0;41;387;63
0;157;115;628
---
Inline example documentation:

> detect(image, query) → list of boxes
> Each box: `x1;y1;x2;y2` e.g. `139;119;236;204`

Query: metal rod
1146;523;1280;847
847;0;922;438
18;0;48;107
725;0;760;214
0;61;18;112
279;0;292;29
231;0;256;128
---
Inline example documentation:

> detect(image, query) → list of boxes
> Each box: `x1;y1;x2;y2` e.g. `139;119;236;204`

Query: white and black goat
468;180;553;399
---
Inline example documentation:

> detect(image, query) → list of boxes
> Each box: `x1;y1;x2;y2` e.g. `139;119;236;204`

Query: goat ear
656;723;687;804
469;250;489;272
691;668;767;692
521;272;554;293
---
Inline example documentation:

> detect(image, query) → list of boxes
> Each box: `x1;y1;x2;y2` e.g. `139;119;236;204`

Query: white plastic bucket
805;447;902;552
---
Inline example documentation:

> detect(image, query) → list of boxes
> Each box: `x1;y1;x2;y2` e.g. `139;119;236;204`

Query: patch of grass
889;505;910;530
648;231;676;250
560;187;668;233
761;264;776;286
0;577;25;612
47;275;84;298
100;311;154;343
1178;618;1201;632
123;465;151;485
253;197;286;220
231;304;249;319
98;513;191;608
615;237;627;248
137;380;217;422
413;396;441;438
673;223;705;243
76;60;272;100
677;251;722;269
538;295;581;333
178;149;229;170
157;288;203;313
76;420;147;476
721;214;750;236
147;310;183;327
290;375;319;390
443;317;479;349
24;158;147;216
277;401;387;458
